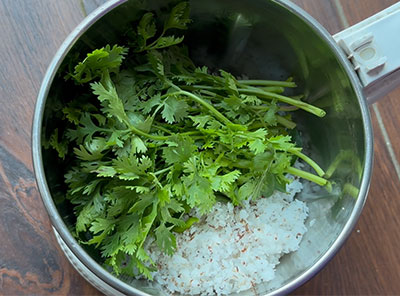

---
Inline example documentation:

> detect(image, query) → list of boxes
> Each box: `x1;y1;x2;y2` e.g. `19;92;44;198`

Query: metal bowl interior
32;0;373;295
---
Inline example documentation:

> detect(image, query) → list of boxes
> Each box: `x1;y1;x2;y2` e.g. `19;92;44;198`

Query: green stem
181;130;203;136
181;85;224;92
129;125;169;141
260;86;285;93
153;125;173;134
288;148;325;177
325;150;362;179
153;165;173;176
238;88;326;118
251;104;299;112
279;105;299;111
285;166;328;186
165;88;236;127
238;79;297;88
277;116;297;129
247;116;296;130
343;183;359;199
173;217;199;233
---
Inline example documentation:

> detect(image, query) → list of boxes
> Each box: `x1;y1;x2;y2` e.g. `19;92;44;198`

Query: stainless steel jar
32;0;400;295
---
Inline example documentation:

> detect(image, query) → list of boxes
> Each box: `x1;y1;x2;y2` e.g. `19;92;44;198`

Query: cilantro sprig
45;2;329;279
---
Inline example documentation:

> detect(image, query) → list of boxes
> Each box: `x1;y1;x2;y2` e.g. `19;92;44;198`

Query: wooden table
1;0;399;295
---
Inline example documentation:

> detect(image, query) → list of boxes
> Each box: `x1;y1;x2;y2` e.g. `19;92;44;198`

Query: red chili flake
237;232;245;240
296;232;302;239
241;247;247;253
188;231;197;242
244;223;250;233
208;246;213;253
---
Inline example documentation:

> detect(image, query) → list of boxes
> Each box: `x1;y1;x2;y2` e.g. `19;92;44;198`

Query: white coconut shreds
146;178;308;295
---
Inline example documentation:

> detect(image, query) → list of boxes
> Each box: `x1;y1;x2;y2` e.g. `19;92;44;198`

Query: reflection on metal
325;150;363;180
343;183;359;199
79;0;88;17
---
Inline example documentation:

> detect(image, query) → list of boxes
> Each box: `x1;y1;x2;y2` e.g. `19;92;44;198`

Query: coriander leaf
91;81;130;125
248;138;266;154
111;155;152;180
95;166;117;178
157;187;171;205
155;223;176;255
147;50;164;77
163;135;197;165
241;94;262;106
106;130;125;148
268;135;295;151
220;70;239;95
182;156;216;213
211;170;241;192
161;95;189;123
48;128;68;159
149;36;184;50
135;116;154;133
238;180;257;202
264;100;279;126
126;186;151;194
141;94;162;114
129;194;156;215
82;179;102;195
88;217;116;247
75;190;104;232
70;45;128;84
66;112;103;144
164;2;191;31
189;115;213;129
136;201;159;249
137;12;157;47
62;107;81;125
131;136;147;154
74;144;104;161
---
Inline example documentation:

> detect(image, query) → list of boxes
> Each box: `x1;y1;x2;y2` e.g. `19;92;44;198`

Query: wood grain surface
0;0;399;295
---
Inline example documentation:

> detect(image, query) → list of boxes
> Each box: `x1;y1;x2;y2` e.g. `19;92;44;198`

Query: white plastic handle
333;2;400;103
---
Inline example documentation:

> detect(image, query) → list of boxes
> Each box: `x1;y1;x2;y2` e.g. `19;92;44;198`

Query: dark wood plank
375;88;400;166
0;0;102;294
